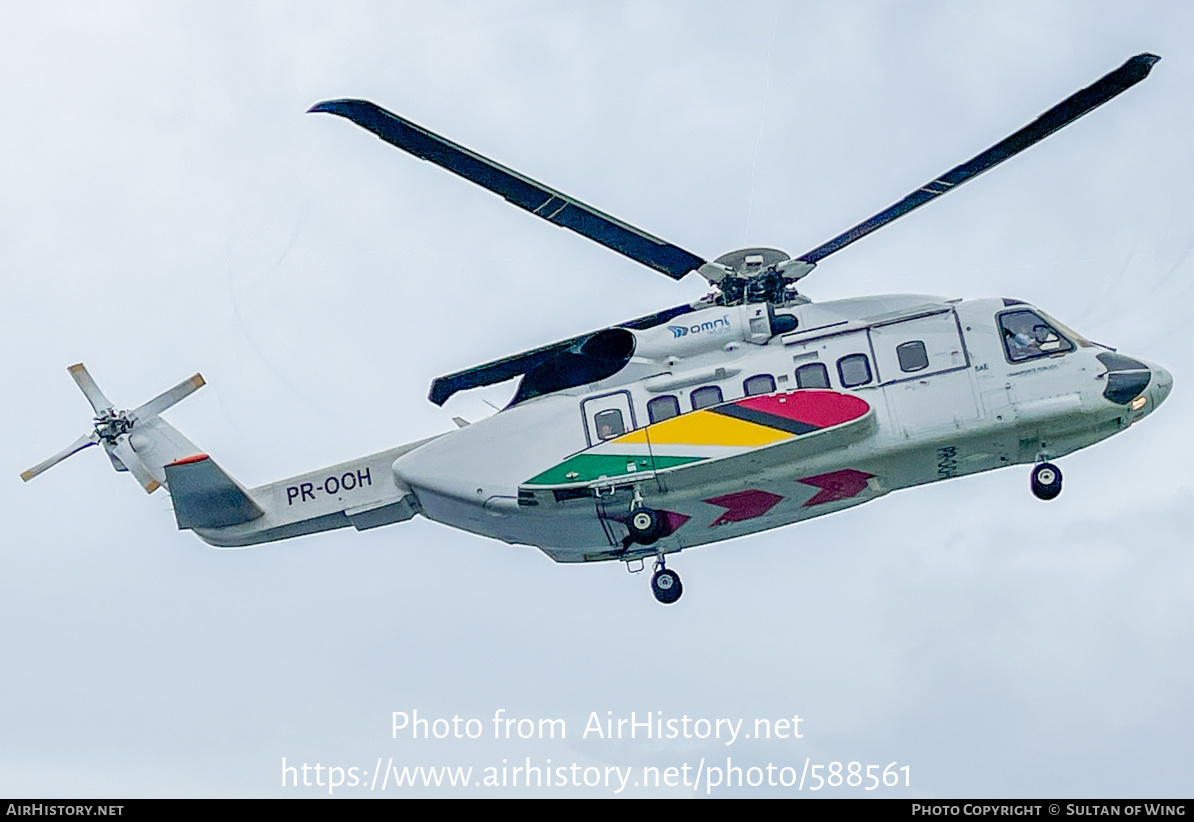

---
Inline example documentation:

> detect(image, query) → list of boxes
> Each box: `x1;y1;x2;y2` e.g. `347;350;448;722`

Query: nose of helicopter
1097;352;1171;417
1149;363;1173;408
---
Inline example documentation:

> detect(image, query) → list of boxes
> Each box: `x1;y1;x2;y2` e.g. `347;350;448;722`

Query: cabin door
868;310;980;435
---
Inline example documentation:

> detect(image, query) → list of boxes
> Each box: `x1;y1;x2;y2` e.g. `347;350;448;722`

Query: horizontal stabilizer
165;455;264;529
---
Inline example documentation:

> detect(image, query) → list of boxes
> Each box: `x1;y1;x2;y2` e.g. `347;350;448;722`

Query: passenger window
743;374;776;396
999;310;1074;363
795;363;830;389
647;395;681;424
837;354;873;388
896;341;929;372
691;385;723;410
593;408;625;440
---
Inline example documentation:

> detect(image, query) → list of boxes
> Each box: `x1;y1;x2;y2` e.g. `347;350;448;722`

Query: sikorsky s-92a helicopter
23;53;1171;603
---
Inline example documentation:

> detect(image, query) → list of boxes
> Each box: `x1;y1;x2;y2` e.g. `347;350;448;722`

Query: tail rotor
21;364;205;493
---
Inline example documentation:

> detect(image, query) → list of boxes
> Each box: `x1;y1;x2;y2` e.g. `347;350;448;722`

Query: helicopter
22;53;1171;604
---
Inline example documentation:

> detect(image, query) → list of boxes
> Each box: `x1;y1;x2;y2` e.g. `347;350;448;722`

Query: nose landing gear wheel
1031;462;1062;501
627;507;665;545
651;568;682;604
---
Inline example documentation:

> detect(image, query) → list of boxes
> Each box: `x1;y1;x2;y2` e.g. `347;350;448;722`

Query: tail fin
164;455;264;528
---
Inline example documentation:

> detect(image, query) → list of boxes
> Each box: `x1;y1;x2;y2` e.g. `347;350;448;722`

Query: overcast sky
3;1;1193;797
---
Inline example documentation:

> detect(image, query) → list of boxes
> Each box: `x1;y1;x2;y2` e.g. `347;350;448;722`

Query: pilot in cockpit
999;309;1073;363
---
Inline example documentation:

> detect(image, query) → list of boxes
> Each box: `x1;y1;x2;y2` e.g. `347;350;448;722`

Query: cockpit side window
999;310;1074;363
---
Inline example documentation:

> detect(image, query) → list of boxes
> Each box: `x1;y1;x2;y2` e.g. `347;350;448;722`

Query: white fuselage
391;295;1171;563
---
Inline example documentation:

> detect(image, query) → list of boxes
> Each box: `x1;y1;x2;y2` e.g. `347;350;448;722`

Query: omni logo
667;315;732;339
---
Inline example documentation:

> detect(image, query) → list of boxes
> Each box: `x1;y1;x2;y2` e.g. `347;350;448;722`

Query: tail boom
182;440;434;548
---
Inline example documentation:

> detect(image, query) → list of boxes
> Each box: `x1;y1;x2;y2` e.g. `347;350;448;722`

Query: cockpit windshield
999;309;1075;363
1039;312;1097;349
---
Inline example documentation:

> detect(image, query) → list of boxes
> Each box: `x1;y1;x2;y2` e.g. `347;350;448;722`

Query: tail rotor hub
94;409;134;443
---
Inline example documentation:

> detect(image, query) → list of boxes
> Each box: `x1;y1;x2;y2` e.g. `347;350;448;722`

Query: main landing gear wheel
627;507;665;545
651;568;682;605
1031;462;1062;501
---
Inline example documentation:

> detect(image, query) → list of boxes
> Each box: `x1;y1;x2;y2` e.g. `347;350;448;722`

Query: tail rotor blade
68;363;114;415
111;436;161;494
134;374;206;420
20;432;100;482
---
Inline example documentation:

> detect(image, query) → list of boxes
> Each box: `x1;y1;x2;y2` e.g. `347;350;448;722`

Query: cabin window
593;408;625;440
743;374;776;396
647;395;681;424
837;354;873;388
896;340;929;372
999;310;1074;363
691;385;723;410
795;363;830;389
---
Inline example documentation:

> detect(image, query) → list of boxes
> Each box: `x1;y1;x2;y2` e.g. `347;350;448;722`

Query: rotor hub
94;409;134;442
708;247;812;306
712;247;791;275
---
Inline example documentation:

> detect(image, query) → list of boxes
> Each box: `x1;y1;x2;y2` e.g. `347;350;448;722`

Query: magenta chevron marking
798;469;875;506
703;489;784;526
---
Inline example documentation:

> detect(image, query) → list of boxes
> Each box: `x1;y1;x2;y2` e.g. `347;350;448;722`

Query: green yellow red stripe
523;389;871;488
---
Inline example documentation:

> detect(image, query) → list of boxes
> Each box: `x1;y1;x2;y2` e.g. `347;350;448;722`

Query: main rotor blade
795;53;1160;265
134;373;205;421
20;432;99;482
68;363;114;414
309;99;707;280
